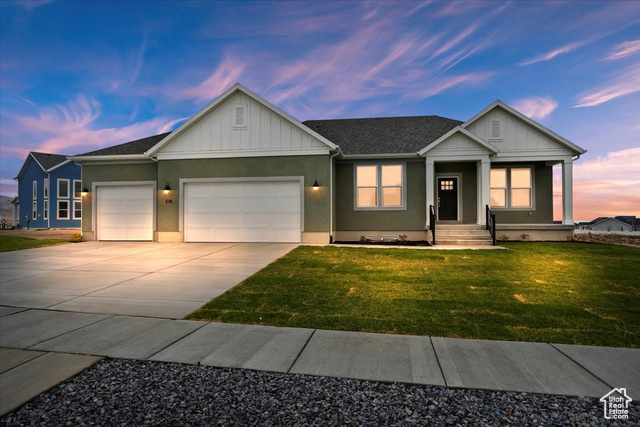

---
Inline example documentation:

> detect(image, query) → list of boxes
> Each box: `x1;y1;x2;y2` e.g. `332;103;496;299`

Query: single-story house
69;83;585;244
577;217;635;232
14;152;82;229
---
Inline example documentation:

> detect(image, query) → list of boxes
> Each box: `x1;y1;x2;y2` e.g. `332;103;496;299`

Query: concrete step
436;224;486;230
436;235;493;241
436;230;491;236
436;239;494;246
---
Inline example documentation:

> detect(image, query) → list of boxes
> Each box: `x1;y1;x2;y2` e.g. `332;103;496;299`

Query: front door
437;177;458;221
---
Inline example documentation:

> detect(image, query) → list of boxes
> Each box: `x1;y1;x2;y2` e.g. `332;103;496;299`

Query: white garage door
97;185;154;241
184;181;301;243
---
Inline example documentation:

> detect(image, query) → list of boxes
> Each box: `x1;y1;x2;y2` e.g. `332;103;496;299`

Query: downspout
329;148;341;243
47;171;50;229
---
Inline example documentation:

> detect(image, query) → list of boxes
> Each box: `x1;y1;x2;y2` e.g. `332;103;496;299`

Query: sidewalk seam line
287;329;317;374
430;336;448;387
548;343;613;390
24;314;115;350
0;351;48;376
144;322;209;361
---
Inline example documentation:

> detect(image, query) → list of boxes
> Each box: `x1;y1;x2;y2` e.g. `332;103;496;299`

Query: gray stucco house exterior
69;83;585;244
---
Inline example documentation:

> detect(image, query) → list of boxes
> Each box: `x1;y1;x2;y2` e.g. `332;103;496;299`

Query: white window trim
44;178;49;199
354;163;407;211
43;200;49;220
232;104;248;129
33;181;37;200
32;200;37;219
58;178;70;199
490;168;507;208
490;165;535;210
73;180;82;199
57;200;70;220
72;200;82;220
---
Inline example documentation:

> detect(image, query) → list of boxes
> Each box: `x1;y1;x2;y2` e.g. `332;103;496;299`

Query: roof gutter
339;153;420;160
67;154;151;162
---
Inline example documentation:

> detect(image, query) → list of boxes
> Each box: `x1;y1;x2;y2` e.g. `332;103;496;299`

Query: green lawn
0;235;74;252
189;243;640;348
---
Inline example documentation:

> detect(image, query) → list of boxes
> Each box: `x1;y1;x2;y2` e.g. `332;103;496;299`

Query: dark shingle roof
78;132;171;156
31;152;70;170
303;116;463;155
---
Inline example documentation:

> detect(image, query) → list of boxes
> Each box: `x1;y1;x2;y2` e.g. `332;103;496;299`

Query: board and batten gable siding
466;107;563;154
158;92;329;159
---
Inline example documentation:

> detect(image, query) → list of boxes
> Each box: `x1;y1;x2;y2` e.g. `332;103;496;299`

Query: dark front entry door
437;177;458;221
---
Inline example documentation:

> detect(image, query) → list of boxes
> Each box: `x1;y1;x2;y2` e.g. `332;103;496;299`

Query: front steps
432;224;494;246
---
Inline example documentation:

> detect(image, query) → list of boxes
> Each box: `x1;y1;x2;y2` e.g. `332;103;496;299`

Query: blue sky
1;0;638;219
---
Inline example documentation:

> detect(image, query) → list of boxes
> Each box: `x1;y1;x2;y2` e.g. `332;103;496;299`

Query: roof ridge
303;115;462;123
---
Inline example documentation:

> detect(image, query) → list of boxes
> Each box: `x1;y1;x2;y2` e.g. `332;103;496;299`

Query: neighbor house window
57;200;69;220
33;181;37;199
58;179;69;198
356;164;405;209
73;180;82;199
43;200;48;220
32;201;37;219
44;178;49;199
73;200;82;220
490;167;533;209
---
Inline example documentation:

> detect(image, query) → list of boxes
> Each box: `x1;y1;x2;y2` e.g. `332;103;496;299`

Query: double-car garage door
184;180;301;243
95;181;301;242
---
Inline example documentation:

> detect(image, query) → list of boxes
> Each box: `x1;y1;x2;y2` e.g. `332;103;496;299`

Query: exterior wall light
163;184;171;194
312;180;319;191
81;186;89;196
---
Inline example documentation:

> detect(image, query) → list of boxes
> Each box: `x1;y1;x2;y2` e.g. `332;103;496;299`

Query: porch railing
429;205;436;245
486;204;496;246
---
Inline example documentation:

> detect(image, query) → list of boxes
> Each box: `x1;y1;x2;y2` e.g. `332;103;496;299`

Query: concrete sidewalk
2;307;638;416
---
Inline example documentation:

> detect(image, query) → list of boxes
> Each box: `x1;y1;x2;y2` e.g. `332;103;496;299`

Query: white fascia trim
492;152;573;163
68;154;151;162
418;126;498;156
340;153;420;159
46;159;72;173
462;100;586;155
156;148;331;160
146;83;337;157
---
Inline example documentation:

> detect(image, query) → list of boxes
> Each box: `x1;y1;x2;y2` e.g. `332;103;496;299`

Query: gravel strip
2;358;637;426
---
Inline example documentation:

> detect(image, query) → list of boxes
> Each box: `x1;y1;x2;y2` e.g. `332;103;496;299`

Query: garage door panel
184;180;301;243
97;185;153;241
187;213;214;227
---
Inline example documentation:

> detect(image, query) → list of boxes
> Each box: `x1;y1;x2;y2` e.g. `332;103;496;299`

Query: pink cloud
606;40;640;60
574;65;640;107
178;56;246;103
553;148;640;220
518;41;585;66
512;96;558;120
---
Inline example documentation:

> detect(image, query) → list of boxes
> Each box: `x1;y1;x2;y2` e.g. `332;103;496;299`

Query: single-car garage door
97;185;154;241
184;180;301;243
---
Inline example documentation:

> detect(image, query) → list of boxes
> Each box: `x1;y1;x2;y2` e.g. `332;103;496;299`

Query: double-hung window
73;180;82;220
356;164;405;209
43;178;49;220
490;167;533;209
57;179;70;220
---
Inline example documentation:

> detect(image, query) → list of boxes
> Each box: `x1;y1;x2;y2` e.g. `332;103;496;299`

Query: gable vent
233;105;247;129
491;120;501;139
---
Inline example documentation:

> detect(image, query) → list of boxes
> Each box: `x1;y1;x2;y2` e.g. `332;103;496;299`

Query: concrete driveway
0;242;297;319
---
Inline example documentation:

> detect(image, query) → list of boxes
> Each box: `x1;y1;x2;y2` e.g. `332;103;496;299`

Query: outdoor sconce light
312;180;319;191
163;184;171;194
81;186;89;196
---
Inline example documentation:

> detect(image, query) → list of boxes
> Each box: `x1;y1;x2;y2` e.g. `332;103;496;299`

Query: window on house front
57;200;69;220
73;180;82;199
44;200;49;220
73;200;82;220
32;201;37;219
58;179;69;198
33;181;37;199
490;167;533;209
44;178;49;199
356;164;404;209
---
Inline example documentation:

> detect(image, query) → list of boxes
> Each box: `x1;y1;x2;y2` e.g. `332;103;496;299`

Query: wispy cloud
605;40;640;60
554;147;640;220
13;0;53;10
574;65;640;107
176;56;246;103
519;41;585;66
512;96;558;120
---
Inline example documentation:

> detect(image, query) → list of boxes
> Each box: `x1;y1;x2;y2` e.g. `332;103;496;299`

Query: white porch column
562;159;574;225
479;159;491;225
425;159;435;229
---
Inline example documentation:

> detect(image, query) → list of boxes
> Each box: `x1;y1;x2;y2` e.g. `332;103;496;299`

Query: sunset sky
1;1;638;221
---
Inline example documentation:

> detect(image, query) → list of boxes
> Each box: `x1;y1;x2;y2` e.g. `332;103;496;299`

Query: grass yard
0;235;75;252
190;243;640;348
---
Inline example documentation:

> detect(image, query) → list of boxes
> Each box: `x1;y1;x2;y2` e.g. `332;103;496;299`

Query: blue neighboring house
14;152;82;229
